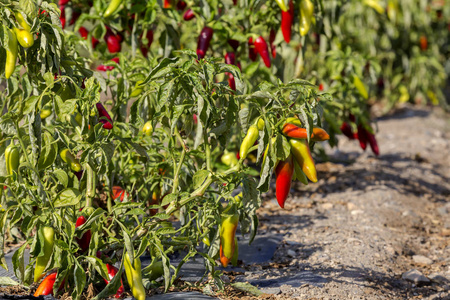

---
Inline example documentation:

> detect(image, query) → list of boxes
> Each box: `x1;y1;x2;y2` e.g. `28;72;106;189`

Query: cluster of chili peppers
340;114;379;156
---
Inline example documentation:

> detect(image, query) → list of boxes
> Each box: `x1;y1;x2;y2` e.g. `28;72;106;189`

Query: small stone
287;250;296;257
321;203;333;210
351;210;364;215
347;202;358;211
413;255;433;265
428;273;450;284
402;269;430;285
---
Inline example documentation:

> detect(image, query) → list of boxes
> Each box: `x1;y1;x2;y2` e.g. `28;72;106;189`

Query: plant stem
204;130;211;171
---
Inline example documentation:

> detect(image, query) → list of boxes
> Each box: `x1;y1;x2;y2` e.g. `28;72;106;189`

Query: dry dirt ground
238;105;450;300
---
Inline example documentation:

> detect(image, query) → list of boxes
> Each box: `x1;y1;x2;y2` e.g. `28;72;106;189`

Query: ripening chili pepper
123;252;146;300
299;0;314;36
340;122;355;140
231;237;239;266
248;37;258;61
34;272;57;296
183;9;195;20
59;0;70;5
79;27;88;39
419;35;428;51
75;215;91;252
104;28;121;53
15;11;31;31
5;145;19;178
197;26;214;60
319;83;324;91
282;123;330;142
103;264;124;298
202;236;211;247
274;0;288;12
221;150;238;167
356;124;368;150
254;36;271;67
269;29;276;58
219;213;239;267
60;7;66;29
86;164;97;198
142;121;153;136
14;12;34;48
96;103;113;129
60;149;82;172
363;0;385;14
148;185;160;216
163;0;171;8
69;10;81;26
104;0;123;17
112;186;129;202
92;36;99;49
34;226;55;282
281;0;294;43
275;154;294;208
353;75;368;99
289;139;317;182
228;39;239;51
4;28;18;79
239;118;264;160
130;80;144;97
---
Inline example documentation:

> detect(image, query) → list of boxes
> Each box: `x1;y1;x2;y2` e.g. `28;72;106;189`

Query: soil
230;105;450;299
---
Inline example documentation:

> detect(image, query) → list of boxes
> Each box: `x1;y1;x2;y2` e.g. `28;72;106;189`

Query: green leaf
0;277;20;286
53;188;81;207
193;170;210;189
38;132;57;170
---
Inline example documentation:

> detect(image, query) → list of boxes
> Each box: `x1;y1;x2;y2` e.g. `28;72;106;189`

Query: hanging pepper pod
282;123;330;142
275;154;294;208
123;251;146;300
103;0;123;17
356;124;368;151
96;103;114;129
5;145;19;178
299;0;314;36
239;118;264;160
289;139;317;182
219;213;239;267
275;0;288;12
60;149;82;172
281;0;294;43
104;264;125;298
269;29;276;58
340;122;355;140
75;215;91;252
248;37;258;61
366;130;379;156
225;52;236;90
254;36;271;68
196;27;214;59
183;9;195;21
34;272;57;296
4;28;18;79
34;226;55;282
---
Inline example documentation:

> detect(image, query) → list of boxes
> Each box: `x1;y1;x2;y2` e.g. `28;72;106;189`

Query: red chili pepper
34;272;63;296
97;58;119;71
104;264;125;298
75;215;91;252
269;29;276;58
111;57;120;64
275;155;294;208
319;83;324;91
164;0;171;8
183;9;195;21
140;30;153;57
112;186;129;201
79;27;88;39
254;36;271;67
356;124;368;150
366;131;379;156
96;103;113;129
104;28;121;54
340;122;355;140
281;0;294;43
59;0;70;5
227;39;239;52
177;0;186;10
248;37;258;61
282;123;330;141
225;52;236;91
197;26;214;60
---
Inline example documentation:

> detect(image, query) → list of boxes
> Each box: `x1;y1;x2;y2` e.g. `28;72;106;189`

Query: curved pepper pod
142;121;153;136
104;0;123;17
123;252;146;300
353;74;368;99
15;11;31;31
248;37;258;61
197;27;214;60
140;30;153;58
282;123;330;142
275;155;294;208
254;36;271;68
34;226;55;282
269;29;276;58
281;1;294;43
5;28;18;79
289;139;317;183
220;214;239;266
34;272;57;296
299;0;314;36
14;28;34;48
183;9;195;21
366;131;379;156
239;125;259;160
5;145;19;177
225;52;236;90
356;124;368;151
75;215;91;252
104;28;121;54
96;103;114;129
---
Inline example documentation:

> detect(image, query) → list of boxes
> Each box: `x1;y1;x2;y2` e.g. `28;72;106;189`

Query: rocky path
234;106;450;299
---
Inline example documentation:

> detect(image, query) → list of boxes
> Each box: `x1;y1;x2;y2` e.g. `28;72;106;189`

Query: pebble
428;273;450;284
412;255;433;265
402;269;430;285
287;250;296;257
321;203;333;210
